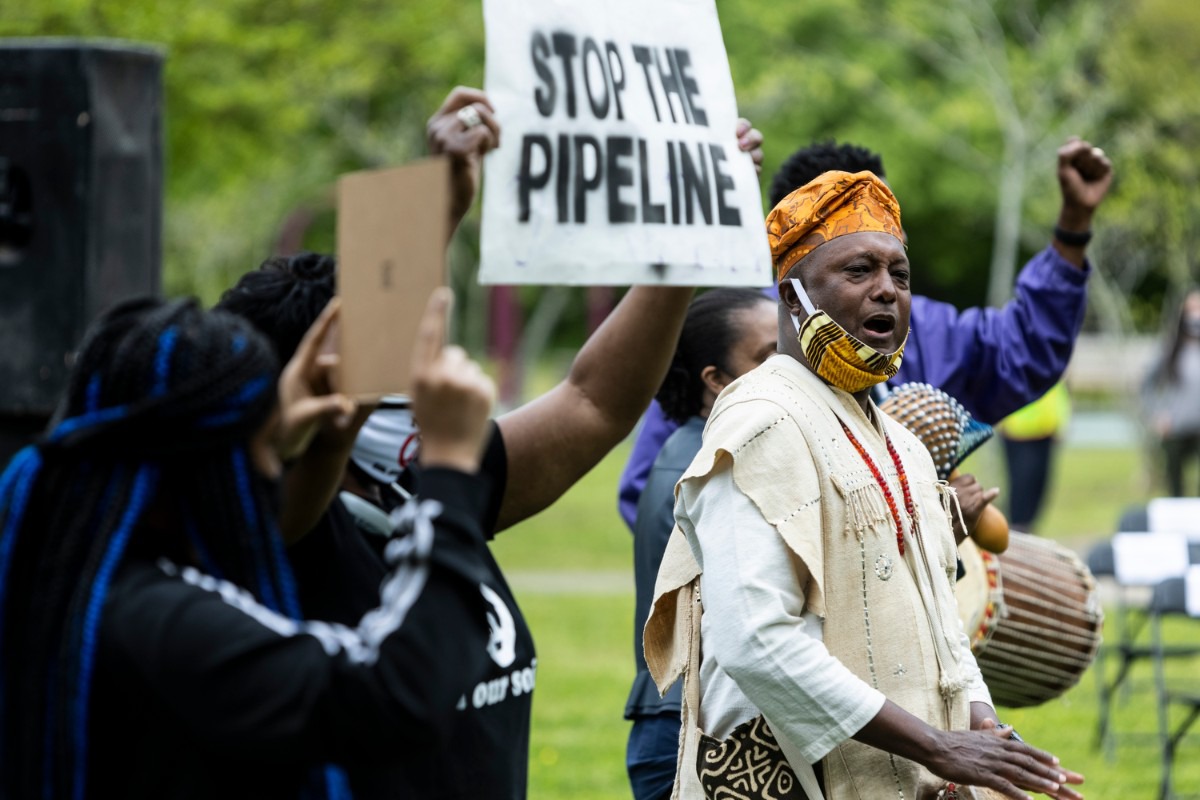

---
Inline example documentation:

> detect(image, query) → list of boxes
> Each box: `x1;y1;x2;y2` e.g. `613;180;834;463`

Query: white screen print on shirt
480;0;770;286
483;584;517;666
156;499;446;667
456;583;537;712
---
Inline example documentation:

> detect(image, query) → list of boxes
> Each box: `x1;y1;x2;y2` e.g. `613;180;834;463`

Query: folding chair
1095;528;1196;755
1088;503;1148;642
1089;504;1150;750
1149;497;1200;540
1150;567;1200;799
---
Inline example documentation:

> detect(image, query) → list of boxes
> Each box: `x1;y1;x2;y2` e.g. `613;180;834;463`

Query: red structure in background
487;286;616;407
587;286;615;337
489;285;523;407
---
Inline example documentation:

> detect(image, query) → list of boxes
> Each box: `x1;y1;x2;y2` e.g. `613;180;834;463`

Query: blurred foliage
2;0;1197;336
3;0;487;301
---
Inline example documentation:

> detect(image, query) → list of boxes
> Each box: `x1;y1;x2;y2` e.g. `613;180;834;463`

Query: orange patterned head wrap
766;170;903;281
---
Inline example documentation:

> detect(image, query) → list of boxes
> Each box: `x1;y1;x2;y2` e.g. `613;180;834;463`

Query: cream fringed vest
645;355;977;800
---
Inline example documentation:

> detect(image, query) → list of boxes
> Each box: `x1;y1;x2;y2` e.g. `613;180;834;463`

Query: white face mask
350;396;420;485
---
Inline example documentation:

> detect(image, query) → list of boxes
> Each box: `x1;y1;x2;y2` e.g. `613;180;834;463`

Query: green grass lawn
493;437;1200;798
516;589;1200;799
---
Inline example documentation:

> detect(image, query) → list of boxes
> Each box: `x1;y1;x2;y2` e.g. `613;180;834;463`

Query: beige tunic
645;355;986;799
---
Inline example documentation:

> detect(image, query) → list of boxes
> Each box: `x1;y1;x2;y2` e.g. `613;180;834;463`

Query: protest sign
480;0;770;286
337;157;449;399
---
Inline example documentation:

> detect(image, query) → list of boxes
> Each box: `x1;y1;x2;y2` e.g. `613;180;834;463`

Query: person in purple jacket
618;137;1113;530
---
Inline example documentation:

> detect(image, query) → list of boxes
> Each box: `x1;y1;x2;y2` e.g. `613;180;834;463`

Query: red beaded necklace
838;419;915;555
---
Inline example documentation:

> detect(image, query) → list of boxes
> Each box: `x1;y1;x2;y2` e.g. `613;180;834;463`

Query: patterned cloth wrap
766;170;904;281
697;716;807;800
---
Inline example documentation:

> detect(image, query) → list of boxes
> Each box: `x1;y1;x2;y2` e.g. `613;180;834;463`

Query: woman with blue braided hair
0;288;499;799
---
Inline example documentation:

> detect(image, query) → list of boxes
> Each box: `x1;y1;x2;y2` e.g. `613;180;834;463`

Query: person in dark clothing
624;288;778;800
0;289;499;800
218;253;688;800
998;381;1071;531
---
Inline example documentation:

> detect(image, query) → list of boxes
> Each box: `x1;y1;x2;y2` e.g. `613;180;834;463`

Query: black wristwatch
1053;225;1092;247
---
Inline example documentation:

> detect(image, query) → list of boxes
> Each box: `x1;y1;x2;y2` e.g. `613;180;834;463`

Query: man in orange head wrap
768;171;910;395
644;171;1085;800
768;169;905;276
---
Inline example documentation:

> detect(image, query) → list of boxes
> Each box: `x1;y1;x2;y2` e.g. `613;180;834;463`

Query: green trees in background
3;0;1196;337
3;0;487;301
1090;0;1200;332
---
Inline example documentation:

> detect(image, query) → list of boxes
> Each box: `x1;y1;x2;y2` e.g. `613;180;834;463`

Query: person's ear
778;277;804;317
700;365;730;396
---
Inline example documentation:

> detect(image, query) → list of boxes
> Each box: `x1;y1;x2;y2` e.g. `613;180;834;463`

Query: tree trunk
987;133;1027;308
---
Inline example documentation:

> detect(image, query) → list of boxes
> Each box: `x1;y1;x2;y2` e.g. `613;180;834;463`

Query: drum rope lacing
968;540;1104;707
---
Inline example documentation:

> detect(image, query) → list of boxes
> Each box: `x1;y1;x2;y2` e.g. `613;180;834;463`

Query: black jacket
90;468;494;799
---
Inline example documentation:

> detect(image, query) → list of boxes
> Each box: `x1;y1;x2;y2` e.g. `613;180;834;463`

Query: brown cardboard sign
336;157;449;399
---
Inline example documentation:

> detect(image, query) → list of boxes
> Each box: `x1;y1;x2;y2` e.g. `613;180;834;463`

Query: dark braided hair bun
217;251;337;363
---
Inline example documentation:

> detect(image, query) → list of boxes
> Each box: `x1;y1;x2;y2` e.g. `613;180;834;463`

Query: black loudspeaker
0;40;163;430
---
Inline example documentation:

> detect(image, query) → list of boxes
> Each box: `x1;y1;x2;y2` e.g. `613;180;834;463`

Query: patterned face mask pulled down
788;278;906;394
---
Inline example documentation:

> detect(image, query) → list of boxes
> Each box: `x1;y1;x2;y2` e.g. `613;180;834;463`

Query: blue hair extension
259;489;302;621
84;377;102;414
151;327;179;398
229;448;282;613
48;407;128;444
195;409;244;429
0;447;43;624
196;375;272;429
231;334;247;355
0;447;44;756
324;765;353;800
182;517;223;581
48;378;131;450
70;464;158;800
228;374;270;406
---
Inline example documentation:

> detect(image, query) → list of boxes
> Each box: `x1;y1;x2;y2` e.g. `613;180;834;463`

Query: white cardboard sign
480;0;771;286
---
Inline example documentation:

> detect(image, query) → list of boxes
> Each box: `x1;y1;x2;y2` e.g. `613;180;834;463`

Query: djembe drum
881;383;1103;707
879;383;1007;552
957;533;1103;707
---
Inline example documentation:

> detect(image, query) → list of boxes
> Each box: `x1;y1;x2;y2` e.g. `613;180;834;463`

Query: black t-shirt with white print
89;468;494;800
289;423;538;799
392;545;536;799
